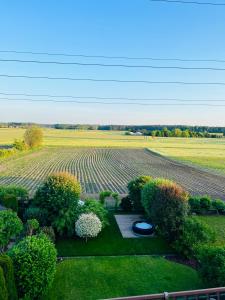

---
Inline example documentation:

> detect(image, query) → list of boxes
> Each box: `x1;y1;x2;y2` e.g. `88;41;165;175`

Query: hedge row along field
0;147;225;198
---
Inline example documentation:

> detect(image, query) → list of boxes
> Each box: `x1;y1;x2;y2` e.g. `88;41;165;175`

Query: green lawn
56;213;172;256
44;256;204;300
197;215;225;245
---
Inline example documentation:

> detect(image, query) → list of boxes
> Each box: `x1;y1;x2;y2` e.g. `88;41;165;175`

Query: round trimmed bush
200;196;212;211
34;172;81;235
0;210;23;252
77;199;109;228
141;178;189;241
75;213;102;240
189;196;201;214
212;199;225;214
8;234;57;299
127;176;152;211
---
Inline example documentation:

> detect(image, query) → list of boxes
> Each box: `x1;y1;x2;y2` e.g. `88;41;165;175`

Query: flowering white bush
75;213;102;240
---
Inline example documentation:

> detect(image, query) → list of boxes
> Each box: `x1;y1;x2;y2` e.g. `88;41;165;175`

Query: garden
1;172;225;299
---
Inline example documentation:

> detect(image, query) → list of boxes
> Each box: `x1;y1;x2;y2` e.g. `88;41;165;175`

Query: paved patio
115;214;148;238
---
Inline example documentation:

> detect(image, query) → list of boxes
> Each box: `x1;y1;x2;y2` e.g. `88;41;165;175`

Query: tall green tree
33;172;81;235
24;126;43;148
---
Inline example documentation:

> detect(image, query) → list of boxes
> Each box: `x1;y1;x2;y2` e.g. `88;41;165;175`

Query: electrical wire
0;49;224;63
1;58;225;71
0;91;224;102
1;97;225;107
149;0;225;6
1;73;225;85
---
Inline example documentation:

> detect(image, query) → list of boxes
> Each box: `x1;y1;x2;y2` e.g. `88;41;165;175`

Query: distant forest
0;122;224;137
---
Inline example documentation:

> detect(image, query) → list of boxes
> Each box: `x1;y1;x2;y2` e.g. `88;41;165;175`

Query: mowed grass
149;137;225;174
0;128;151;148
196;215;225;246
56;214;171;256
1;128;225;173
43;256;204;300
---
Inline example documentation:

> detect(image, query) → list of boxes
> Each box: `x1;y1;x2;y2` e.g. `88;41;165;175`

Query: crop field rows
0;147;225;198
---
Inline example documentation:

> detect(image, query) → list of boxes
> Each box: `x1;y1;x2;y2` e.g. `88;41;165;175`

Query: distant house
125;131;143;136
132;131;143;136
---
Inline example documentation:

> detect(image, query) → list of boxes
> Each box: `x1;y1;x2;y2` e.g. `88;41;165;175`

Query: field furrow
0;147;224;199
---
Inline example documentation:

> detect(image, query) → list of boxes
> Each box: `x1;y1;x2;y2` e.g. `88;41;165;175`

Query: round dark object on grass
132;221;155;236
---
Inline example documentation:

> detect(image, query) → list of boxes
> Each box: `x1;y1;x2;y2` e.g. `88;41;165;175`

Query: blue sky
0;0;225;125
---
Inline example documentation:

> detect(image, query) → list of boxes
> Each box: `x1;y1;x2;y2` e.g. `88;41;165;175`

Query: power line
0;49;224;63
149;0;225;6
1;73;225;86
1;96;225;107
0;91;225;102
1;58;225;71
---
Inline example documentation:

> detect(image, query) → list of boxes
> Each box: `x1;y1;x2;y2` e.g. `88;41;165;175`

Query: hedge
0;255;17;300
0;266;7;300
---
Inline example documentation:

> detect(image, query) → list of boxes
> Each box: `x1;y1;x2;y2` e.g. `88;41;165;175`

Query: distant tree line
146;127;224;138
0;123;224;137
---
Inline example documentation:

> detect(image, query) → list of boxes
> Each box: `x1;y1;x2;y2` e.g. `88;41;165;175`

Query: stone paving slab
115;214;147;238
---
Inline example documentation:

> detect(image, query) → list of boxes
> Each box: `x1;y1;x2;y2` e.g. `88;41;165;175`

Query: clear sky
0;0;225;125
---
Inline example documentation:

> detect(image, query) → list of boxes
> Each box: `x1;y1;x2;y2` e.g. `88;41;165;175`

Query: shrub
13;139;27;151
0;255;18;300
120;196;133;211
26;219;39;236
0;266;7;300
23;207;48;225
173;217;215;259
141;178;189;241
189;196;201;214
34;172;81;235
24;126;43;148
0;194;18;212
78;199;109;228
0;186;28;214
212;199;225;214
0;186;28;200
99;190;111;205
112;192;120;210
127;176;152;211
200;196;212;211
197;245;225;287
8;234;57;299
0;210;23;252
0;148;16;159
41;226;55;243
75;213;102;241
141;179;160;215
